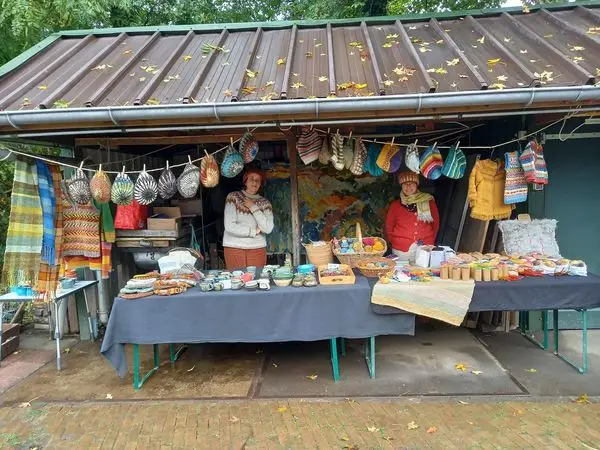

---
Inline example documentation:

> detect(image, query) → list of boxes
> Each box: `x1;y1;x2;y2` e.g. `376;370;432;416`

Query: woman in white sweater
223;169;274;270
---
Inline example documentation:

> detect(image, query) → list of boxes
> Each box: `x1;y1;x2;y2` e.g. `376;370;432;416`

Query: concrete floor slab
257;326;524;398
476;329;600;396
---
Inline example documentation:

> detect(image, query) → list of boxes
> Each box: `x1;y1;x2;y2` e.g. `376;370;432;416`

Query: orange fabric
224;247;267;270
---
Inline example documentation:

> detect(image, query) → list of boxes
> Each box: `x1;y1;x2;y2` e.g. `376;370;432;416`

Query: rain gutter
0;86;599;134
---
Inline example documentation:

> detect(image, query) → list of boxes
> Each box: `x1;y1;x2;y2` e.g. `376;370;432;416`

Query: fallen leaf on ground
230;416;240;423
576;394;591;404
63;348;71;354
106;393;113;400
427;426;437;434
471;370;483;375
367;426;380;433
306;374;318;381
458;400;469;405
187;365;195;372
455;363;467;372
277;406;287;412
525;368;537;373
183;55;192;62
407;421;419;430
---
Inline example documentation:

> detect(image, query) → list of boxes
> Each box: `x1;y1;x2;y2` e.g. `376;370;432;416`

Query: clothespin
78;161;84;170
348;131;353;140
455;140;460;148
391;136;395;146
204;149;210;158
414;139;418;146
327;128;331;134
166;160;169;170
432;141;437;149
230;137;234;146
98;164;102;172
310;124;314;131
142;164;146;172
188;155;192;164
121;165;126;175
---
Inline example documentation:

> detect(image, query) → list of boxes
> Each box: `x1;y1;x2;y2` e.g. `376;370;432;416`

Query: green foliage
387;0;501;14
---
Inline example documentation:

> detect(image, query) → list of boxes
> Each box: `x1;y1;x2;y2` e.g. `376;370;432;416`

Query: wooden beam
184;29;229;104
280;25;297;100
465;15;539;85
134;30;195;105
39;33;128;109
86;32;160;107
395;20;436;93
75;131;287;147
287;137;301;265
429;19;488;89
501;12;594;85
233;28;263;102
0;35;95;110
540;8;600;51
326;24;337;96
361;22;386;95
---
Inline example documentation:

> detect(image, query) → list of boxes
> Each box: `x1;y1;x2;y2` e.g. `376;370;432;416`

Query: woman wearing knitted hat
223;168;274;270
385;171;440;262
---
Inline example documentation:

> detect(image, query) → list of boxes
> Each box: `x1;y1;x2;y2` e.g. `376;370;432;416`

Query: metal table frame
0;280;98;369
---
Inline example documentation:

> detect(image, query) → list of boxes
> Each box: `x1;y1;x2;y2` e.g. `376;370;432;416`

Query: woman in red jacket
385;171;440;262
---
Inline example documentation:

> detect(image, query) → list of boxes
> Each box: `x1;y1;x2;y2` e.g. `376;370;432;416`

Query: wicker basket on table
332;223;388;268
303;241;334;266
356;257;395;278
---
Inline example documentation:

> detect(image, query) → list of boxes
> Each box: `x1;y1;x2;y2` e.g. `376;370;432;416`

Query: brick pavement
0;399;599;449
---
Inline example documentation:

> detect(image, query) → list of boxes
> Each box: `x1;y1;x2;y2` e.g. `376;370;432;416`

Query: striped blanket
371;279;475;326
1;160;43;288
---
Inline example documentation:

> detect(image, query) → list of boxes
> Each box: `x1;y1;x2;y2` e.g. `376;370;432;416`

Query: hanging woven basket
111;171;134;205
90;167;111;203
134;166;158;206
158;163;178;199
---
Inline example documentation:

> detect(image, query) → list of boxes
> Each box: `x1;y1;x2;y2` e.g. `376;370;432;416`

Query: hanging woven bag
200;152;220;188
330;131;345;171
221;144;244;178
239;132;259;164
158;162;178;199
111;170;134;205
318;134;332;165
178;159;201;198
89;165;112;203
297;126;322;165
66;167;92;205
134;165;158;206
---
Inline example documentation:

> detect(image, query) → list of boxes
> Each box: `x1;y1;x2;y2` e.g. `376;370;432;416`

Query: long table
371;274;600;374
101;275;415;389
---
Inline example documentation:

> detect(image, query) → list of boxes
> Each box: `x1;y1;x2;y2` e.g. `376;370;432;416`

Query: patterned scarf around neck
36;161;56;264
1;160;43;289
400;191;434;223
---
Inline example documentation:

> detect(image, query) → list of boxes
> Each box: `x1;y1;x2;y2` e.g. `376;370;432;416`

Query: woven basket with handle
303;241;334;266
332;223;387;268
356;257;395;278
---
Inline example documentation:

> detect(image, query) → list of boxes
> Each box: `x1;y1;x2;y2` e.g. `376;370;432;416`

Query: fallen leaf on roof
18;402;31;408
183;55;192;62
54;100;69;108
459;74;469;78
307;95;317;99
487;58;502;67
393;66;416;77
146;98;160;105
571;56;585;64
513;409;525;416
38;85;48;90
419;46;431;53
569;45;585;52
436;39;444;44
458;400;469;405
305;51;313;58
497;75;508;82
446;58;460;67
349;41;363;49
471;370;483;375
276;57;286;65
596;68;600;77
265;81;275;88
106;393;113;400
277;406;288;412
315;42;323;47
471;45;478;49
349;51;355;56
342;445;358;450
355;83;368;90
292;72;299;77
489;83;505;90
272;361;278;367
409;26;417;30
92;64;112;71
338;82;355;90
517;82;525;86
306;374;318;380
139;77;146;82
22;98;31;107
382;436;394;441
407;421;419;430
129;72;135;77
529;59;539;63
318;76;328;82
525;368;537;373
230;416;240;423
455;363;468;372
522;4;530;13
588;27;600;35
291;82;304;89
367;426;380;433
386;33;399;39
340;436;350;441
345;397;357;403
544;34;553;38
320;53;327;56
222;61;231;66
246;69;258;78
383;80;394;86
427;426;438;434
375;26;383;30
575;394;591;404
504;37;512;43
360;51;369;62
450;82;457;88
477;36;485;44
520;49;528;54
382;42;393;48
260;93;277;101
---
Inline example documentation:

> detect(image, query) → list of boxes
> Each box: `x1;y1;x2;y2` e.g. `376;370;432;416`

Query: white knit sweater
223;191;274;249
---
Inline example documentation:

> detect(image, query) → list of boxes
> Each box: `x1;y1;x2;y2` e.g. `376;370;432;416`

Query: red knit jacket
385;199;440;252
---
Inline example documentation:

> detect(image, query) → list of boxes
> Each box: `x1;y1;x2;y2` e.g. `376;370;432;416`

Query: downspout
1;86;599;131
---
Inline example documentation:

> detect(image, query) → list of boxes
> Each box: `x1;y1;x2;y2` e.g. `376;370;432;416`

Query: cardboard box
147;207;181;232
172;198;202;216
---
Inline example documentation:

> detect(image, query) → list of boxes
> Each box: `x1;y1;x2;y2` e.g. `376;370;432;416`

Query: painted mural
264;163;400;254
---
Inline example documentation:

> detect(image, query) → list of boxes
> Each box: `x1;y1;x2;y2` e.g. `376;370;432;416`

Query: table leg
133;344;161;391
82;289;95;342
519;310;547;350
169;344;187;368
0;302;3;366
553;309;588;374
340;338;346;356
329;338;340;383
364;337;375;379
54;301;62;371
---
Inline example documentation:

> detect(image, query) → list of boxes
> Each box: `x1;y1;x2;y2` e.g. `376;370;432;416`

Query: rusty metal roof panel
1;6;599;112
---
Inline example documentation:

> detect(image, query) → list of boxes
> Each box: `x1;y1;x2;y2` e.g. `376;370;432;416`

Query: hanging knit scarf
36;168;65;299
400;191;434;223
1;160;43;288
62;193;101;259
36;161;56;264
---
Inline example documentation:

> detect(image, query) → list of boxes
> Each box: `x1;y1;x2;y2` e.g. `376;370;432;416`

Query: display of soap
332;237;386;254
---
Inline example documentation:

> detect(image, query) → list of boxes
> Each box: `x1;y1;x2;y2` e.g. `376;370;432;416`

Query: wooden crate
317;264;356;285
1;323;20;360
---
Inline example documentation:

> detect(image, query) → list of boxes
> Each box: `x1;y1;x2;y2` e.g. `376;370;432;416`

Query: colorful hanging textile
36;161;56;264
62;193;101;259
1;160;43;288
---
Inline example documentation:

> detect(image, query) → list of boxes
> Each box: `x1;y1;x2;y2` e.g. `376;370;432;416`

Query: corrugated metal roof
0;5;599;112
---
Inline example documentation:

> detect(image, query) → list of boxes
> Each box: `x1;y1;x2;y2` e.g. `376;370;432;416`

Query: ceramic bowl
274;278;293;287
297;264;315;274
232;270;244;277
213;282;224;292
199;281;214;292
231;278;244;290
245;280;258;291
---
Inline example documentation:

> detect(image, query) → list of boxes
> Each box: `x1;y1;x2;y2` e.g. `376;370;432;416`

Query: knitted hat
405;142;420;174
364;143;385;177
349;138;367;176
330;131;345;171
420;145;443;180
398;171;419;185
239;132;259;164
376;143;403;173
221;145;244;178
318;134;332;165
297;126;322;165
504;151;528;205
519;140;537;182
441;143;466;179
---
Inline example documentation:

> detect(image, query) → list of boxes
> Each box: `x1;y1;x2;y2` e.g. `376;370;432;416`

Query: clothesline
0;110;584;175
